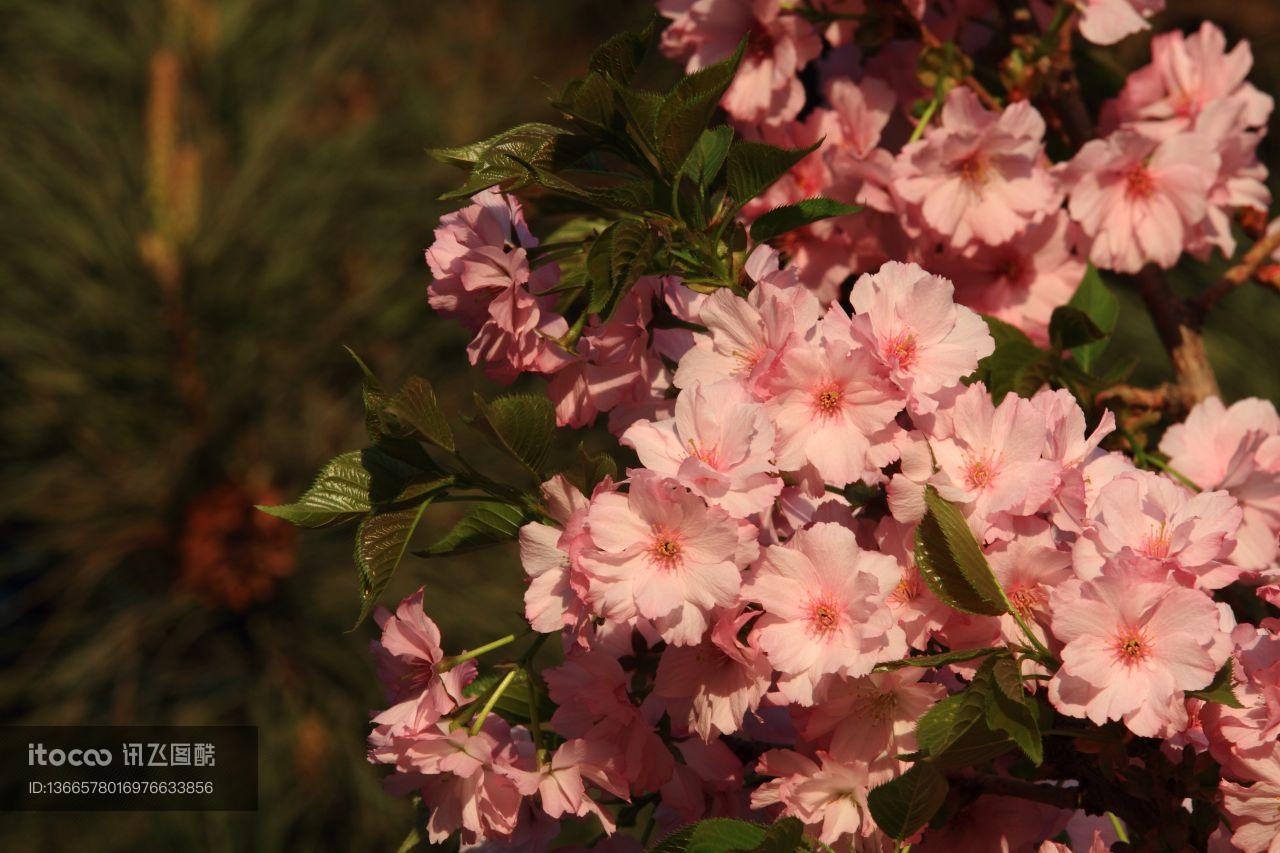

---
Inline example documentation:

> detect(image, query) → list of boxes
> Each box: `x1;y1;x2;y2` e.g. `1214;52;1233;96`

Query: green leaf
571;444;618;495
982;657;1044;765
725;140;819;207
681;126;734;191
433;124;592;200
1186;659;1244;708
654;41;746;173
345;346;390;441
385;376;455;452
749;818;807;852
651;825;697;853
914;487;1009;616
974;316;1053;402
463;668;555;725
1066;264;1119;371
258;451;371;528
419;502;529;556
473;393;557;477
874;646;1006;672
749;197;862;243
361;440;443;505
1048;305;1106;353
587;219;656;317
915;688;1016;770
686;818;767;852
866;763;949;841
353;498;434;627
587;19;654;83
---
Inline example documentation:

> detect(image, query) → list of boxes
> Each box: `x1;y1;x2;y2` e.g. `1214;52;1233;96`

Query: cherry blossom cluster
383;3;1280;850
394;231;1280;847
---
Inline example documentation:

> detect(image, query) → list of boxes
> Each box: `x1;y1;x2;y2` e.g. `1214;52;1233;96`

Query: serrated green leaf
749;197;862;243
686;818;767;852
571;444;618;495
654;41;746;173
353;498;433;627
361;440;443;505
1186;659;1244;708
1049;305;1106;353
419;502;528;556
874;646;1006;672
586;219;655;317
681;126;734;191
913;488;1007;616
749;817;807;852
974;316;1053;402
1067;265;1119;371
651;824;697;853
463;668;555;725
725;140;819;207
473;393;557;477
345;346;390;441
385;376;454;452
258;451;371;528
915;687;1016;770
983;658;1044;765
866;763;949;841
588;19;654;82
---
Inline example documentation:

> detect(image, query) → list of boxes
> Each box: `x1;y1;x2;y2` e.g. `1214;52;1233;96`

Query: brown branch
1191;226;1280;320
1133;267;1220;406
1096;384;1171;410
949;773;1082;810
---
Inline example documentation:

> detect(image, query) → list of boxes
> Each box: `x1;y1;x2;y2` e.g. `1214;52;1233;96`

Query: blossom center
1111;628;1153;665
1123;164;1155;200
808;598;842;635
746;20;774;60
889;573;921;605
958;153;989;187
1140;522;1172;559
883;331;918;370
813;384;844;417
963;458;996;491
649;528;684;570
1007;584;1045;617
688;439;721;469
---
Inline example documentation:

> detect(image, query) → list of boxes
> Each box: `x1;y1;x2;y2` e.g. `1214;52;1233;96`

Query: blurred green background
0;1;1275;851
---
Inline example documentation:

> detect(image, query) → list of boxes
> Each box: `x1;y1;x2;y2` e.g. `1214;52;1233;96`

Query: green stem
441;632;522;671
909;97;939;144
469;668;518;735
1013;611;1055;665
1145;456;1202;493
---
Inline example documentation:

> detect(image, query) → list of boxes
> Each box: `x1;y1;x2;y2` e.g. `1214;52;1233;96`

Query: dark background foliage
0;1;1274;850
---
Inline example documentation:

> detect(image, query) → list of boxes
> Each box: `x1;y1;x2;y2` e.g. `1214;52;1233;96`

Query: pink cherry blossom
1048;566;1234;737
1221;752;1280;853
928;382;1060;538
876;517;951;649
743;522;906;705
426;188;548;330
848;260;994;412
658;0;822;126
1076;0;1164;46
1064;128;1219;273
653;608;772;740
1074;468;1243;590
1160;396;1280;572
892;87;1060;247
520;475;600;639
752;749;875;846
466;283;572;383
583;472;757;645
1104;22;1273;137
933;211;1088;346
372;587;475;708
986;517;1073;648
674;247;821;398
622;380;782;518
765;330;904;487
799;669;946;773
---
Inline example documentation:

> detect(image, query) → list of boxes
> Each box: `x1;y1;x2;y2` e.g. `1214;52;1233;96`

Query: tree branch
1191;226;1280;320
1132;267;1220;406
949;773;1082;810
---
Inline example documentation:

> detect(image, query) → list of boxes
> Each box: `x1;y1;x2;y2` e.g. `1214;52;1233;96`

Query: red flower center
1124;164;1155;200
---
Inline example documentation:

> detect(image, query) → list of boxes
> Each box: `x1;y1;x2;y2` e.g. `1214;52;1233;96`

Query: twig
1132;267;1220;406
917;26;1002;111
1191;226;1280;320
949;773;1081;809
1096;384;1171;410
